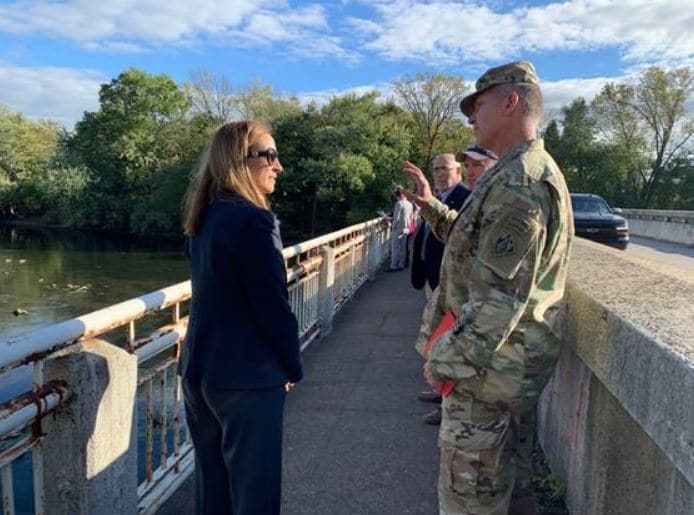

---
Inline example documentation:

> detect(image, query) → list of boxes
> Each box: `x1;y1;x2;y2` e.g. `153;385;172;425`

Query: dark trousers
182;380;286;515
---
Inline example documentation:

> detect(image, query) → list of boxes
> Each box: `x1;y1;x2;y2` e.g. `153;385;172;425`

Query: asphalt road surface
623;235;694;273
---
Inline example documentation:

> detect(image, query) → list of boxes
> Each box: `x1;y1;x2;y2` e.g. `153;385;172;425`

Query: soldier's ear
503;90;521;116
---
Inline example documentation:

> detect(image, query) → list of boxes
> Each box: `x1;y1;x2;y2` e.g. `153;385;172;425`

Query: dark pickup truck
571;193;629;250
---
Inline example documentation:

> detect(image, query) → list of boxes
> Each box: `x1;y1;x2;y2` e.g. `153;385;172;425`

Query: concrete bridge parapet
538;238;694;515
621;208;694;246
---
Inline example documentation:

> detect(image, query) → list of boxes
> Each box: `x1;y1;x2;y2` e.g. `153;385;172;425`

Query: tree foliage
69;68;210;230
591;66;694;206
184;69;235;122
236;80;303;123
2;65;692;241
392;73;470;167
273;93;412;241
544;65;694;209
0;105;61;216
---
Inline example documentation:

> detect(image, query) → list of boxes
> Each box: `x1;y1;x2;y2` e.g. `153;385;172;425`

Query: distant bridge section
621;209;694;246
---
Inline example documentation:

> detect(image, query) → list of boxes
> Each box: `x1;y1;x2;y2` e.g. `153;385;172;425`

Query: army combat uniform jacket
417;139;574;424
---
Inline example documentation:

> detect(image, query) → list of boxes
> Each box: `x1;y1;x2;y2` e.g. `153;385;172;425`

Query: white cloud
0;65;106;128
296;74;688;121
0;66;687;132
294;83;393;107
0;0;356;61
0;0;260;42
542;76;613;114
0;65;390;130
351;0;694;67
295;75;616;113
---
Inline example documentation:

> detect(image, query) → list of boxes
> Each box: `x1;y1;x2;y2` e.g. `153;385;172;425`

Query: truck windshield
571;197;611;214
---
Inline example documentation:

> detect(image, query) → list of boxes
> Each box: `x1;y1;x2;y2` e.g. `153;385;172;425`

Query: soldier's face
468;89;503;149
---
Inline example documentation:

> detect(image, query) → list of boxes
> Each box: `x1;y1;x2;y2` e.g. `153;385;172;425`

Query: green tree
392;73;469;167
591;66;694;206
34;131;93;224
559;99;596;192
184;69;235;122
70;68;193;229
236;81;302;124
130;112;218;234
0;104;60;217
651;155;694;209
543;119;561;157
543;98;634;205
273;93;413;240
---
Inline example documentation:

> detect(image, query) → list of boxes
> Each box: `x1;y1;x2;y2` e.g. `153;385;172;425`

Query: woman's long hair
183;120;271;236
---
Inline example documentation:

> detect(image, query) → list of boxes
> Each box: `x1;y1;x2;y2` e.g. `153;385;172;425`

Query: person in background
404;200;418;269
402;61;573;514
179;120;303;515
388;188;414;271
411;153;470;300
456;145;498;191
411;153;471;426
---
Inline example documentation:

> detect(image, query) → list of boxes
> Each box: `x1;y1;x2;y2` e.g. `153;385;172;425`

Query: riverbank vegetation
0;65;692;241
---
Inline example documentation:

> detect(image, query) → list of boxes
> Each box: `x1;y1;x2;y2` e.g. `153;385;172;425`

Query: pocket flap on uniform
478;214;538;280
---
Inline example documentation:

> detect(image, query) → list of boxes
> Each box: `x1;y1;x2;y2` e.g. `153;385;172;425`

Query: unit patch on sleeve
479;212;539;280
494;234;515;256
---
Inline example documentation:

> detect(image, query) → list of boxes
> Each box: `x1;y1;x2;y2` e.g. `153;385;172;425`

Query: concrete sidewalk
159;269;439;514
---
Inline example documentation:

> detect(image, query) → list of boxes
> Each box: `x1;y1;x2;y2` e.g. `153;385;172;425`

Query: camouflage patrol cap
459;61;540;117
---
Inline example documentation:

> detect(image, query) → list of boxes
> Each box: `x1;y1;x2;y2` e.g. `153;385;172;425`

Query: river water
0;224;189;513
0;224;189;341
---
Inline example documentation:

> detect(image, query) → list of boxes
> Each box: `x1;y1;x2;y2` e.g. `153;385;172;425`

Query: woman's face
247;133;283;195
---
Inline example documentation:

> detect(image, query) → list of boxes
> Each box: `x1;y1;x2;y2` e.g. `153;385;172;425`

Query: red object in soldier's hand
423;311;458;397
423;364;443;393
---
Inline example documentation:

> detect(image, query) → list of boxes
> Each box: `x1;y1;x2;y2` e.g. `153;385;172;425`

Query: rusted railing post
41;339;138;515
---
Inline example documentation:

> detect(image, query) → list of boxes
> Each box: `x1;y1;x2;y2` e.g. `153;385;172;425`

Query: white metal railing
0;217;390;515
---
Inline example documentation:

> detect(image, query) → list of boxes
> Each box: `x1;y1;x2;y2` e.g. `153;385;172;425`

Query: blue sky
0;0;692;127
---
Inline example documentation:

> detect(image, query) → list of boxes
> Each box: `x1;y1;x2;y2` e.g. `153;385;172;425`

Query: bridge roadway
625;235;694;274
159;268;440;514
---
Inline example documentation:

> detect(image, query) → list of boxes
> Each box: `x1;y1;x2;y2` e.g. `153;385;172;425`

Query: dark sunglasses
248;148;279;165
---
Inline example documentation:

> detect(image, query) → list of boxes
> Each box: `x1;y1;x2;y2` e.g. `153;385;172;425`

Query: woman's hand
400;161;433;206
284;381;295;392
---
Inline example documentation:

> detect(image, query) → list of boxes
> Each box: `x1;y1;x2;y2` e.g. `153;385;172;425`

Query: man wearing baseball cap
456;145;498;190
401;61;574;514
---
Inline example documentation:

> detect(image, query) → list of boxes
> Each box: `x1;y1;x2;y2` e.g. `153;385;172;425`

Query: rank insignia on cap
495;234;515;256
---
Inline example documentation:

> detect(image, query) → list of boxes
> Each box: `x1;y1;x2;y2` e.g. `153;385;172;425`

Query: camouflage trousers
437;392;536;515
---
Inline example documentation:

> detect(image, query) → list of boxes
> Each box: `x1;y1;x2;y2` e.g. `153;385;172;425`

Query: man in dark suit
411;153;470;298
411;149;497;425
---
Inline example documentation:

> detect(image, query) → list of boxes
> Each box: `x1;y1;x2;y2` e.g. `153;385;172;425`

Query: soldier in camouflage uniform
401;61;574;514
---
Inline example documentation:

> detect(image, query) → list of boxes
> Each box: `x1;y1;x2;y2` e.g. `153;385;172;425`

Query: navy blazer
411;183;470;291
179;192;303;389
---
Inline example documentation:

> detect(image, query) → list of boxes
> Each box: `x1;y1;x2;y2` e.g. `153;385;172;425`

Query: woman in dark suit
179;120;303;515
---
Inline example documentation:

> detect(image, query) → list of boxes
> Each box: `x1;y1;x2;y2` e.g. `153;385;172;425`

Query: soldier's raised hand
400;160;433;206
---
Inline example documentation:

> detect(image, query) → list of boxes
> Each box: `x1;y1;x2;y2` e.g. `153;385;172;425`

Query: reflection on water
0;225;189;341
